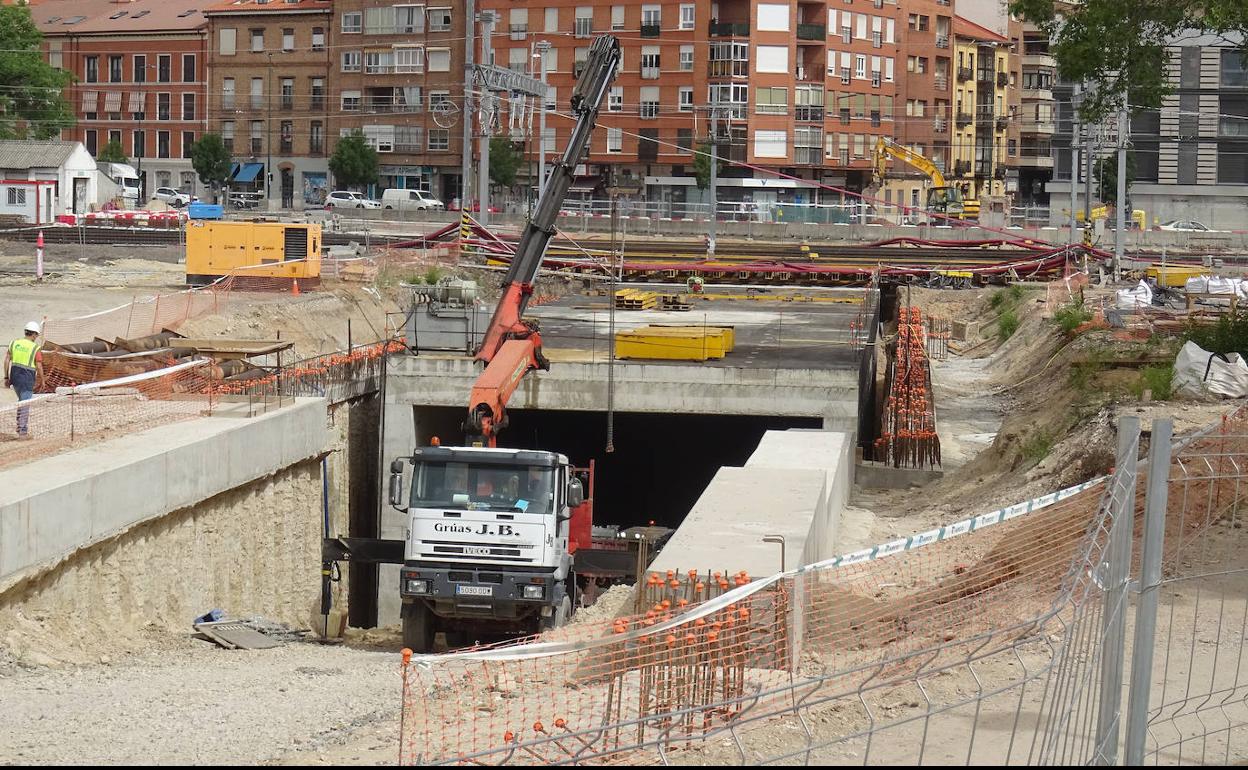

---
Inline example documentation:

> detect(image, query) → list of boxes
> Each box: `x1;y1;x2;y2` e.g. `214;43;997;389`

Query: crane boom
466;35;621;445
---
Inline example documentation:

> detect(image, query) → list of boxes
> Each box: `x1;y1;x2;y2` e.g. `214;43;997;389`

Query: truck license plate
456;585;493;596
463;546;491;556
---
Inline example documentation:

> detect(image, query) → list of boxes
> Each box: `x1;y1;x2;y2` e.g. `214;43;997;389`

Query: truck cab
388;444;587;652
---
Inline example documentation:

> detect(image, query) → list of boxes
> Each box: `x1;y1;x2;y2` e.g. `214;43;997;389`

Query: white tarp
1116;280;1152;309
1173;340;1248;399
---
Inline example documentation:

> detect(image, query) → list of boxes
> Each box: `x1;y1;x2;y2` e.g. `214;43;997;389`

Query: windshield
411;461;555;515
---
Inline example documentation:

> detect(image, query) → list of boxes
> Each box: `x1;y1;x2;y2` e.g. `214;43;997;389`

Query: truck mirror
390;459;406;474
388;471;407;511
567;477;585;508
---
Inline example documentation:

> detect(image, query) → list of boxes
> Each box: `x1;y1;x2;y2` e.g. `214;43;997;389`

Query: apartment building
204;0;333;208
483;1;903;210
331;0;467;202
32;0;210;201
949;15;1011;202
1017;19;1056;205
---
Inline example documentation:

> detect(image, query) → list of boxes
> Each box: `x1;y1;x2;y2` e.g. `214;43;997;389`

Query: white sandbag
1238;280;1248;300
1186;276;1211;293
1173;340;1248;399
1116;280;1152;309
1207;276;1238;295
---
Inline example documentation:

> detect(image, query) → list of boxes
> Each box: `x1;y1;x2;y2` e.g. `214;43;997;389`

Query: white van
381;188;445;211
98;162;140;202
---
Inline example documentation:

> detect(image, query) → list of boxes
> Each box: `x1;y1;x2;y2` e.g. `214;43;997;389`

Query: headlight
406;579;430;595
522;584;545;599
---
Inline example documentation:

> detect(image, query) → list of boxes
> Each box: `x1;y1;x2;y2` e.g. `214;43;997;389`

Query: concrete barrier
0;398;329;589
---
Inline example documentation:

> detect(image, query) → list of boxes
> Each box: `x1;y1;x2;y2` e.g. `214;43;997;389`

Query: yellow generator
185;221;322;287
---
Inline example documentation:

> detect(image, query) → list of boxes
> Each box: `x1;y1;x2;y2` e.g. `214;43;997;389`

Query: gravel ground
0;639;403;765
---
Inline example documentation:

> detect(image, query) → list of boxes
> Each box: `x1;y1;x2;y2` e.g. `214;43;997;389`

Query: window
640;86;659;118
342;91;361;111
222;77;236;110
157;55;170;83
365;7;396;34
757;4;789;32
397;5;424;33
756;87;788;115
182;93;195;120
134;55;147;83
281;79;294;109
250;120;263;155
85;129;98;156
1218;140;1248;183
310;121;324;154
311;78;325;110
429;90;451;111
280;121;293;153
219;28;236;56
157;130;170;159
508;47;528;72
104;91;122;120
757;46;788;74
109;56;122;83
251;28;264;52
612;6;624;31
428;128;450;151
182;54;195;83
709;42;749;77
753;130;787;158
342;51;362;72
157;93;170;121
1221;95;1248;137
680;45;693;71
222;122;234;153
429;7;452;32
85;56;98;83
639;129;658;160
250;78;264;110
541;127;555;154
677;128;692;153
428;48;450;72
680;4;695;30
181;131;194;159
575;7;593;38
366;50;395;74
546;8;559;33
395;46;424;73
1223;50;1248;88
7;188;26;206
342;12;362;34
312;27;325;51
607;127;622;153
679;87;693;111
509;8;527;39
608;86;622;112
132;130;145;158
641;46;660;78
642;5;660;27
282;28;294;52
855;55;866;79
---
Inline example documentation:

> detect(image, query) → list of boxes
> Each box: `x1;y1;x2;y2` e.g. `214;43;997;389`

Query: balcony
795;146;821;164
796;24;825;41
934;74;949;91
976;69;994;84
955;112;973;127
975;161;993;176
1022;52;1057;69
956;67;973;82
1022;120;1056;136
933;117;948;133
997;72;1010;87
638;145;658;162
641;66;660;79
795;106;825;122
936;34;949;49
708;61;749;77
1021;87;1054;102
795;66;821;82
996;117;1009;131
640;24;661;38
709;22;749;37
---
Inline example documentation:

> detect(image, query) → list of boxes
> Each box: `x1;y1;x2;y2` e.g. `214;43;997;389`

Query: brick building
32;0;210;201
203;0;333;208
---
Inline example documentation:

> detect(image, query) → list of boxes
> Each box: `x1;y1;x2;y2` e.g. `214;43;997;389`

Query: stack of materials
874;306;941;468
614;324;735;362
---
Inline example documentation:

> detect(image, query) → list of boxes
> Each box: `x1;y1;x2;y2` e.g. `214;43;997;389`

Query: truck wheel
540;595;572;633
401;603;435;653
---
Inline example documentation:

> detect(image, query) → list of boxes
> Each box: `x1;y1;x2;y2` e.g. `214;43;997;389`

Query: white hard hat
24;321;40;335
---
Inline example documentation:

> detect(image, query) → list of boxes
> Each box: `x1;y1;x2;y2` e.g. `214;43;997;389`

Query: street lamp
266;52;274;209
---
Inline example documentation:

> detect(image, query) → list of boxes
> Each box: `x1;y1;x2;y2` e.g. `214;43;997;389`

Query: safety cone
291;278;300;296
35;230;44;282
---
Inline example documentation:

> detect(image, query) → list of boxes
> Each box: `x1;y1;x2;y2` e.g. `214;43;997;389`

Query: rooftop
953;16;1010;45
31;0;208;34
203;0;332;14
0;140;85;170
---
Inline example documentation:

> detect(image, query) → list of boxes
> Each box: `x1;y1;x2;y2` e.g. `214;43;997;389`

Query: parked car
228;192;263;210
152;187;192;208
381;188;445;211
1158;220;1211;232
325;190;381;209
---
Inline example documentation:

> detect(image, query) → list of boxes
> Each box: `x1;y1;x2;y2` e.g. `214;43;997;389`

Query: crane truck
870;137;979;221
379;36;627;652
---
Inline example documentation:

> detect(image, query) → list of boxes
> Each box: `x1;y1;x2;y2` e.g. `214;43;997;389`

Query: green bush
423;267;444;285
1008;284;1026;302
1068;361;1103;393
1184;310;1248;356
1053;299;1093;335
1132;365;1174;401
1021;430;1054;465
990;289;1009;310
998;307;1020;341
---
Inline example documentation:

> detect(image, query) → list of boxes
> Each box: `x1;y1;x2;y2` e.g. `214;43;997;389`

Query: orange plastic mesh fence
0;359;217;469
208;339;405;406
398;408;1248;766
40;284;230;346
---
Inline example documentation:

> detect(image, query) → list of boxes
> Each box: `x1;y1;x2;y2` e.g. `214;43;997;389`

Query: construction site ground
0;246;1243;763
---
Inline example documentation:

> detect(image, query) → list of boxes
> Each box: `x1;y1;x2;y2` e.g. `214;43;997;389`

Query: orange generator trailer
185;220;322;287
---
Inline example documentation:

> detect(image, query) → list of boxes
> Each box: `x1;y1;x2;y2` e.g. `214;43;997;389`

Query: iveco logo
434;523;520;537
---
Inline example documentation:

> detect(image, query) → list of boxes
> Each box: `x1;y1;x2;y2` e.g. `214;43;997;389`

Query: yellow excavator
871;137;980;220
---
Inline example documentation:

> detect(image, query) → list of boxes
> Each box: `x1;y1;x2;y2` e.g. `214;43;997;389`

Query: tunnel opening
408;406;822;529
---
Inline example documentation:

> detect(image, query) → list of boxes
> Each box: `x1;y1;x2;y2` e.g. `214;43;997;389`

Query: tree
328;131;379;189
488;136;522;189
95;139;127;164
190;134;231;202
693;142;724;191
1093;153;1137;208
0;6;74;140
1011;1;1248;120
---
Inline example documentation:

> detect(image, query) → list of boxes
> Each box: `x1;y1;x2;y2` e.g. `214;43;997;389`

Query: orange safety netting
874;306;940;468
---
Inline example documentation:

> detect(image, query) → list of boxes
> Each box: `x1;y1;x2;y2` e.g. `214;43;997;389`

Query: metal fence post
1124;418;1172;765
1094;414;1139;764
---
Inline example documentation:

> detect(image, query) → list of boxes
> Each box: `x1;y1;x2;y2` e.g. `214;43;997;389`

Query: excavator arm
873;137;947;188
465;35;622;446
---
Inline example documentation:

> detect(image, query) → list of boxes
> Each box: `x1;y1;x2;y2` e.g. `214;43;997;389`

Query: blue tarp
232;163;264;183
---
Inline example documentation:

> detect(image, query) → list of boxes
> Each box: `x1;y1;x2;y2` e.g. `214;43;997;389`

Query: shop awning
231;163;264;183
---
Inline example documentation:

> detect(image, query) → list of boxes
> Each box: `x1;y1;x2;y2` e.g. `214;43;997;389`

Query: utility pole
477;11;496;228
536;40;550;200
1083;120;1094;225
1070;86;1080;243
266;52;273;209
460;0;475;213
1113;103;1128;280
706;107;719;257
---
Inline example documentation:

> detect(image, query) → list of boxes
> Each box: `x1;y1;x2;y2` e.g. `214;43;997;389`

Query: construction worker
4;322;44;438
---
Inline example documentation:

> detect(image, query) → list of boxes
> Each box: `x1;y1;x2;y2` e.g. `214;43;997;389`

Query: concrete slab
648;466;827;579
0;398;329;588
746;430;853;564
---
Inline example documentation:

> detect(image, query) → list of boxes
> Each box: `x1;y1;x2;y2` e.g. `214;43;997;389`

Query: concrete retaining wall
0;398;329;588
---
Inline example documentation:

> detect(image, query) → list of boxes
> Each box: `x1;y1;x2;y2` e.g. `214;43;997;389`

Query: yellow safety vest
8;338;39;370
